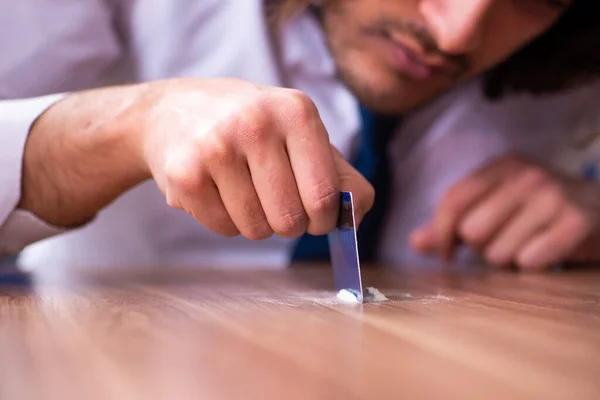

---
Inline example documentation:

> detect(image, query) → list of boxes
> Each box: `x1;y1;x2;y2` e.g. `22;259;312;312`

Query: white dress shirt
1;0;599;271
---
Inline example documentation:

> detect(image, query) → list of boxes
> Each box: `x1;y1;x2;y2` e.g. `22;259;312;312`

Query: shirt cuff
0;209;66;255
0;93;68;255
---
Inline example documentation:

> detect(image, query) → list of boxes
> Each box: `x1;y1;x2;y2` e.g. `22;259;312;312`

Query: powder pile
364;287;388;302
335;287;389;303
336;289;361;303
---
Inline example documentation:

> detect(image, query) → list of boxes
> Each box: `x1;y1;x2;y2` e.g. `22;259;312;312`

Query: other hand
410;153;600;270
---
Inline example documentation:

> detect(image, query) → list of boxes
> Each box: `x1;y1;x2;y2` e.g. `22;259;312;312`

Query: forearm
18;85;151;228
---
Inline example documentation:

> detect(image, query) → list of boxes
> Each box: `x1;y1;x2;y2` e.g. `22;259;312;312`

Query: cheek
323;4;386;74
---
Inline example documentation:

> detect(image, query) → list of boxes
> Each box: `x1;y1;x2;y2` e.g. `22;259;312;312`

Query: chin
336;48;460;115
346;69;465;115
341;72;426;115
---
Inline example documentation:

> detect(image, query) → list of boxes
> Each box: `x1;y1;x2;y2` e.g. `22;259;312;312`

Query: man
0;0;599;272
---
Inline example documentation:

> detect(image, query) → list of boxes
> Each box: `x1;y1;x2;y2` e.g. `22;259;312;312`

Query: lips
383;30;461;77
387;42;434;80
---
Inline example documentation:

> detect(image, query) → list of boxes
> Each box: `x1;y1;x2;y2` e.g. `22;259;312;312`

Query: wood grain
0;264;599;400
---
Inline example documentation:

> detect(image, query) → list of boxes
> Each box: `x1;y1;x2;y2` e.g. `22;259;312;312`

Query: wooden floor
1;263;599;400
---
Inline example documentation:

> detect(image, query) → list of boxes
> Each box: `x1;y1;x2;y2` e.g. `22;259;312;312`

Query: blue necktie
291;106;401;262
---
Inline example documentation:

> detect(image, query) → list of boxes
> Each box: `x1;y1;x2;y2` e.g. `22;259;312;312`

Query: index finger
279;91;340;235
433;161;509;260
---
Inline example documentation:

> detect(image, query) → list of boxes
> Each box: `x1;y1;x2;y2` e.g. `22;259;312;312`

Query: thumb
331;146;374;226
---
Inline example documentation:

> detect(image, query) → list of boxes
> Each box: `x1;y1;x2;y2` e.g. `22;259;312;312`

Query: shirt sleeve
0;94;68;256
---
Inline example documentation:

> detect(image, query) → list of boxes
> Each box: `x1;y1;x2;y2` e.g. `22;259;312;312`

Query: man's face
321;0;573;114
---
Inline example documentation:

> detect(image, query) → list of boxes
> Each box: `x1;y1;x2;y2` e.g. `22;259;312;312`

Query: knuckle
563;207;590;235
165;190;182;210
516;255;541;270
458;217;486;246
194;208;240;238
305;182;338;216
274;209;308;237
243;220;274;241
286;89;316;112
236;101;272;145
200;132;236;166
520;166;551;187
241;199;273;240
213;223;240;238
441;185;459;206
516;247;550;270
441;182;469;212
539;183;566;213
485;247;510;266
165;160;198;191
281;90;318;128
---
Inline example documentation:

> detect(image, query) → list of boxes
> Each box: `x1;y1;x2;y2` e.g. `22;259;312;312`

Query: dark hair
485;0;600;99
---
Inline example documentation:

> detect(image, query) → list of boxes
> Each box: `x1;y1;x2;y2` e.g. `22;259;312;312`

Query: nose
419;0;493;54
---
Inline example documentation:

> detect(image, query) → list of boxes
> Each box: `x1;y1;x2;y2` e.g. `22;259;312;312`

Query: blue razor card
327;191;363;303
